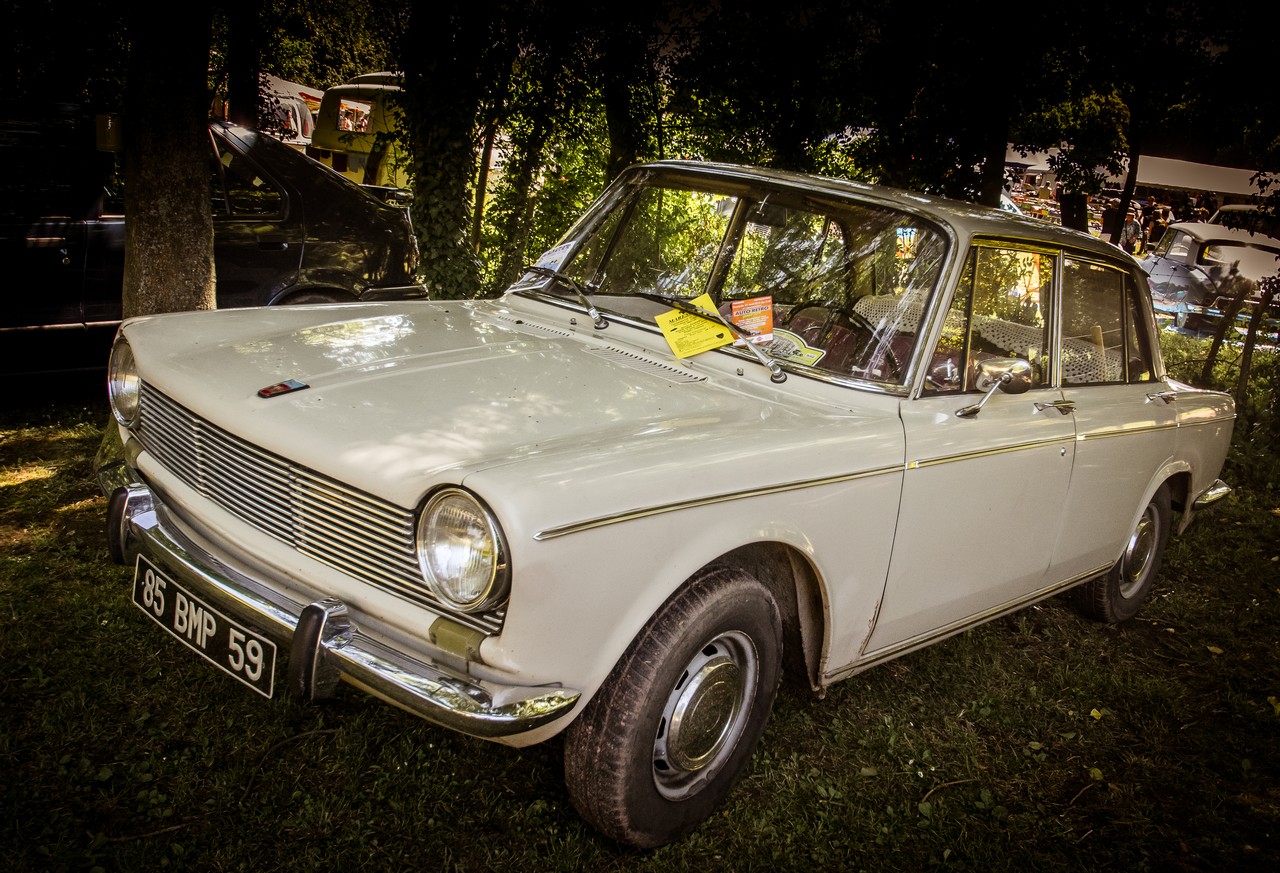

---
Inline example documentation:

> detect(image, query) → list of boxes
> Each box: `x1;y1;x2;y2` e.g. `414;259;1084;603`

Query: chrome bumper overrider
1192;478;1232;510
99;461;579;740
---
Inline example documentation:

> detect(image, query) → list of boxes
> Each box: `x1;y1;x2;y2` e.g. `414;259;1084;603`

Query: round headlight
108;337;141;427
416;488;509;613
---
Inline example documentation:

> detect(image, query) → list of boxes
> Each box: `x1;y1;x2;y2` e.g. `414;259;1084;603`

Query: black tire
1076;484;1172;623
563;567;783;848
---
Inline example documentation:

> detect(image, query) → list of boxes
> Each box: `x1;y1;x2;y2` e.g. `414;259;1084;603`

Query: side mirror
956;357;1033;417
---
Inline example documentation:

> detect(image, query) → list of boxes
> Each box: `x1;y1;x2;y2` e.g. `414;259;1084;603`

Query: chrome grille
137;384;503;635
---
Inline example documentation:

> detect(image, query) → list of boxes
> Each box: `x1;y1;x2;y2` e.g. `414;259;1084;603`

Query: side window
1159;230;1192;261
925;245;1053;393
1061;257;1154;385
209;135;284;218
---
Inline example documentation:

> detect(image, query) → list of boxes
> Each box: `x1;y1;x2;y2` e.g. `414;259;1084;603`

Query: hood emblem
258;379;310;398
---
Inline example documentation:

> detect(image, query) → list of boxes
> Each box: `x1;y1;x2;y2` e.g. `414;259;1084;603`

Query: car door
209;129;302;308
1141;229;1203;319
864;242;1076;654
1048;257;1175;581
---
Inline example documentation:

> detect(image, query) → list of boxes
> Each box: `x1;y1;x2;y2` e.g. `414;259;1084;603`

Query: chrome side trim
533;465;904;541
1074;422;1178;441
1176;414;1238;427
108;483;579;739
907;434;1074;470
828;563;1113;683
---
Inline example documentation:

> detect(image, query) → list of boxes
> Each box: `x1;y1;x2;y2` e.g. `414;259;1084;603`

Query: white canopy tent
1005;147;1262;197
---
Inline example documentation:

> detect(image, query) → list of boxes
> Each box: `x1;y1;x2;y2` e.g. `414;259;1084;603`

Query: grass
2;360;1278;873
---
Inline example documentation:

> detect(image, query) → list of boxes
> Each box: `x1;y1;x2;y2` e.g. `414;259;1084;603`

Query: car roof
633;160;1122;261
1166;221;1280;251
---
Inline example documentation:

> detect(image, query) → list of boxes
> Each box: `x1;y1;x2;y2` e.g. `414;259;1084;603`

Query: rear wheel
563;567;782;848
1076;484;1171;623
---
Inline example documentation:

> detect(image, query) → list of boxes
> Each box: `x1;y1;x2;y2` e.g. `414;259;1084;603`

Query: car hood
123;300;897;510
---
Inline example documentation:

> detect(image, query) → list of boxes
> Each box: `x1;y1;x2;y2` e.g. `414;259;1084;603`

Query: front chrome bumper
99;461;579;740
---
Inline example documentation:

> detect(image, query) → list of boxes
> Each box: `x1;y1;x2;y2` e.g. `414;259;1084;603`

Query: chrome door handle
1146;391;1178;404
1034;400;1075;416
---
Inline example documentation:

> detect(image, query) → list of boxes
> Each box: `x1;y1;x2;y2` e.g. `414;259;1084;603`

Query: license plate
132;555;277;698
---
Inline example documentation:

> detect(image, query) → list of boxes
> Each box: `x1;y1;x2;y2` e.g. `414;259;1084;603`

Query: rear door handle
1145;391;1178;404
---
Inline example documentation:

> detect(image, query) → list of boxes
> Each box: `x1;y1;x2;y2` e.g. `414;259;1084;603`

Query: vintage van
306;72;408;189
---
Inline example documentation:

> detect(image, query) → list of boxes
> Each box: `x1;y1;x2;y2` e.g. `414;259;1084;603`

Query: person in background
1146;207;1170;247
1101;198;1121;238
1120;209;1144;254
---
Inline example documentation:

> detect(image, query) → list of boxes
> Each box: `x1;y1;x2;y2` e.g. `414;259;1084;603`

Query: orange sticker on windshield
730;297;773;343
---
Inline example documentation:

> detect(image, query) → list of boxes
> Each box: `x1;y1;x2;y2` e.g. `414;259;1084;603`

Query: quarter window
1061;258;1154;384
209;134;284;218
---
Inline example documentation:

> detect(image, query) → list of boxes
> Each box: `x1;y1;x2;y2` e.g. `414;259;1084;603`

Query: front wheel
563;567;782;848
1076;484;1171;623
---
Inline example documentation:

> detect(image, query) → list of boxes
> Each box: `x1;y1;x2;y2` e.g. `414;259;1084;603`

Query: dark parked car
1139;221;1280;334
0;108;426;373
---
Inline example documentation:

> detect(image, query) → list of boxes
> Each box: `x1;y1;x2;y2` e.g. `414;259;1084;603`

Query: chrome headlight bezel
415;488;510;614
107;336;141;427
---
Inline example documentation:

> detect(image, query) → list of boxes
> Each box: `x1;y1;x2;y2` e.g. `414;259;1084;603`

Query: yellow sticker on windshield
655;293;734;359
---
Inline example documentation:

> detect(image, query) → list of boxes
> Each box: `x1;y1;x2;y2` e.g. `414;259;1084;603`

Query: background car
1139;220;1280;334
0;107;426;374
1208;202;1280;238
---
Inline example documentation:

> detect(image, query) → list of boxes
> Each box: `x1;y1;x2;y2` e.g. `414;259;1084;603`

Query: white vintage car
100;161;1235;848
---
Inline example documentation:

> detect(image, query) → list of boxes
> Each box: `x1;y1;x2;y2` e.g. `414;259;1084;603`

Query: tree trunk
1198;271;1253;387
977;125;1010;209
1236;277;1277;402
402;4;487;299
224;0;263;128
473;119;496;253
604;75;639;182
121;12;215;319
1113;140;1141;247
492;116;552;291
1058;191;1090;233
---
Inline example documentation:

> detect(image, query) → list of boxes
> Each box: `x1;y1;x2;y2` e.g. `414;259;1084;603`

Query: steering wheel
781;301;901;379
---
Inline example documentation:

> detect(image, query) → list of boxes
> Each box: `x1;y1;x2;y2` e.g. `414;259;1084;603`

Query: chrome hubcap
1120;505;1158;598
653;630;758;800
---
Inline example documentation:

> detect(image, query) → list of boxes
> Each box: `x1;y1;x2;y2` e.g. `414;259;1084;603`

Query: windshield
515;170;948;386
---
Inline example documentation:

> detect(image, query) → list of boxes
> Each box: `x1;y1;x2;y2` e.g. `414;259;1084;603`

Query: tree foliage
3;1;1276;315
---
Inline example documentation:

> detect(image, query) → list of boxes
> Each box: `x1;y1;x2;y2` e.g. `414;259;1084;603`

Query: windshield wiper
635;291;787;383
521;265;608;329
